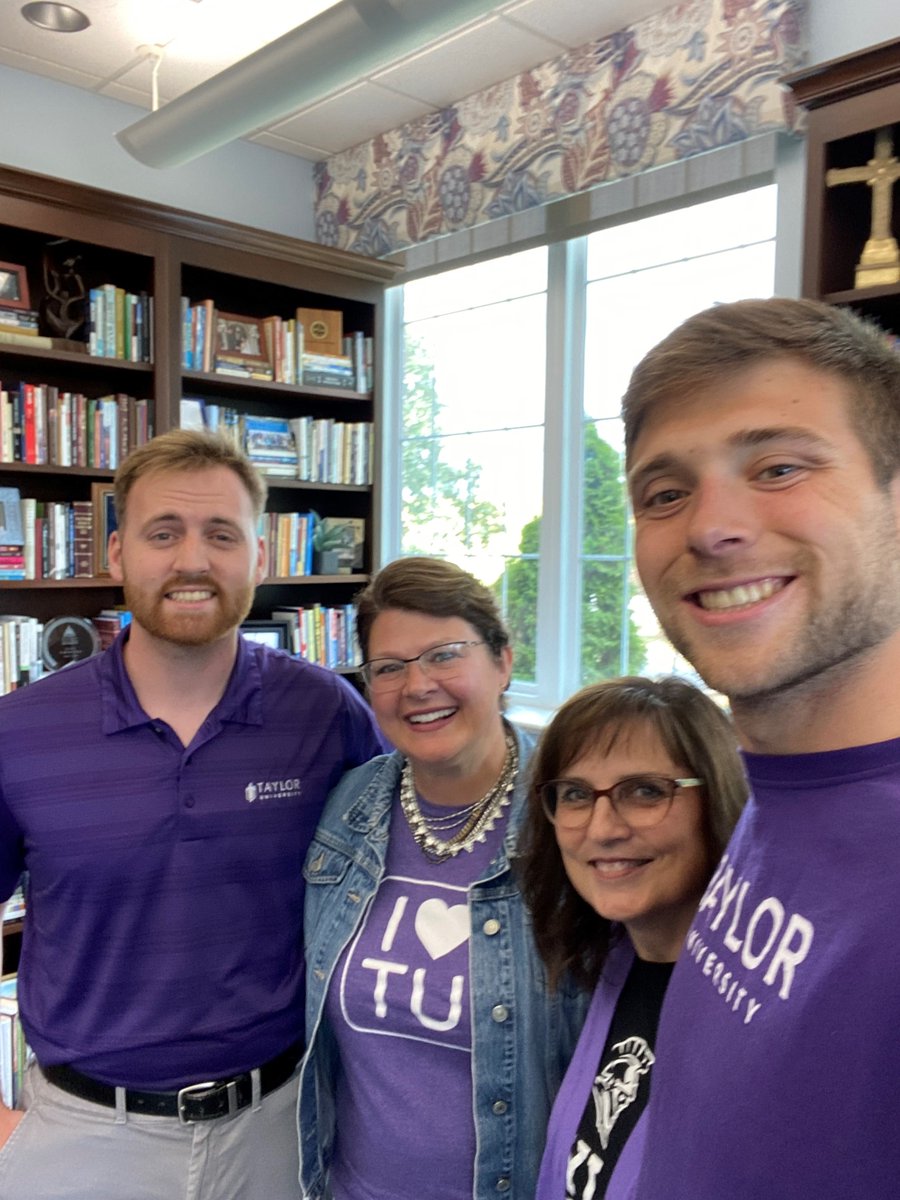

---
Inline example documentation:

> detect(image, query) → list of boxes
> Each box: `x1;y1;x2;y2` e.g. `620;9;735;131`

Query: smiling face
555;721;711;962
365;608;512;780
628;358;900;708
108;465;265;649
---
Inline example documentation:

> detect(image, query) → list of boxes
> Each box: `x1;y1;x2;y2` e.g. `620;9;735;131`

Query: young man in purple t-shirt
614;297;900;1198
0;430;384;1200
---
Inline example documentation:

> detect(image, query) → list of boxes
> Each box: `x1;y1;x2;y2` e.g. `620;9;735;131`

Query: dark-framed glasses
359;640;486;693
540;774;704;830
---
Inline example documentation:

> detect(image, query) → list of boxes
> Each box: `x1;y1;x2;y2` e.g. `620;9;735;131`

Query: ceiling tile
502;0;669;47
250;131;331;161
267;82;436;155
372;15;560;108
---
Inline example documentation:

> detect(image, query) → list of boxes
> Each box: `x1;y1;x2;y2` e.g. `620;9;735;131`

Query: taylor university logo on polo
687;853;815;1025
244;778;302;803
338;875;472;1051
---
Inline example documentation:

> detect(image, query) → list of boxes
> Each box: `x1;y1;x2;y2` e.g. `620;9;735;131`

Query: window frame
381;169;779;721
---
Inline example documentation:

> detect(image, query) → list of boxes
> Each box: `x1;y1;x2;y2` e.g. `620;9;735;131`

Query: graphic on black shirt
566;958;673;1200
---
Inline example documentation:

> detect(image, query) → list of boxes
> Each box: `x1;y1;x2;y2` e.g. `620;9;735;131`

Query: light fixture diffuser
115;0;506;169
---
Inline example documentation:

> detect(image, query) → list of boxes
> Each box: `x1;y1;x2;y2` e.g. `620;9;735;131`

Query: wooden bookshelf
0;164;399;639
786;39;900;323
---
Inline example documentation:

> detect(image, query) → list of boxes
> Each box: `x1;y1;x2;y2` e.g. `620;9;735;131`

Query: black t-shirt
565;957;674;1200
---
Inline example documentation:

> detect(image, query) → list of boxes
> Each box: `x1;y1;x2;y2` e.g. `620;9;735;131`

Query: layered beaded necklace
399;727;519;864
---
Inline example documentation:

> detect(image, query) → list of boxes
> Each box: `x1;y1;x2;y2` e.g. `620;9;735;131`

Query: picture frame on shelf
91;482;117;577
240;619;292;652
215;312;268;365
0;261;30;311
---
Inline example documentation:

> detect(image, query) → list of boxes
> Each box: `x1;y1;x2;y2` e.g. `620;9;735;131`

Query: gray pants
0;1063;301;1200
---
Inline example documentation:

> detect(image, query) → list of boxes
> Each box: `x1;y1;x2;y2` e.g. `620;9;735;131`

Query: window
400;248;547;683
390;184;777;714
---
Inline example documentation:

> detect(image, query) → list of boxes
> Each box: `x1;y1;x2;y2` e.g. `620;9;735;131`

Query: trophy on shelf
826;126;900;288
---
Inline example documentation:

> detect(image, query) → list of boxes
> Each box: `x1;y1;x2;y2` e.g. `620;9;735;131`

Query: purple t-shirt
631;738;900;1199
326;792;511;1200
0;631;385;1088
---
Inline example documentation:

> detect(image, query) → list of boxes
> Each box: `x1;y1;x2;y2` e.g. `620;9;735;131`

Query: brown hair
622;297;900;486
114;429;267;526
519;676;748;991
355;556;510;662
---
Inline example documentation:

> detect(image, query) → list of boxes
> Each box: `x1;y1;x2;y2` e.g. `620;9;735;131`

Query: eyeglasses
359;640;486;693
540;774;703;831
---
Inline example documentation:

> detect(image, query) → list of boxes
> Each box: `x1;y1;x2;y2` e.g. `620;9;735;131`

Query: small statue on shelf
826;126;900;288
41;246;86;339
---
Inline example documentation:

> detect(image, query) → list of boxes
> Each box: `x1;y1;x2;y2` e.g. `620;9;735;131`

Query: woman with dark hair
298;556;587;1200
520;676;747;1200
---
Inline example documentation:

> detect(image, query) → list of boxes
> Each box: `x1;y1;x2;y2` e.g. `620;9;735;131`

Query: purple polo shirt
0;631;385;1089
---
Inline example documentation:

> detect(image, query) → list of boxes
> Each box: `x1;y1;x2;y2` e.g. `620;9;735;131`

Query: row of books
87;284;153;362
180;403;373;485
0;488;95;582
180;298;372;392
0;615;44;695
269;604;361;669
261;511;315;578
2;883;25;923
0;977;29;1111
0;383;153;468
260;512;365;579
0;306;38;338
293;416;373;486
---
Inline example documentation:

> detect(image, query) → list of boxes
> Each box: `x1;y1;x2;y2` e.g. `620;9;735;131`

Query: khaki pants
0;1062;301;1200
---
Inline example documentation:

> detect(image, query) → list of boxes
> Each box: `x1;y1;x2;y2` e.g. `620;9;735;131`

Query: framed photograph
0;261;30;311
240;618;292;652
215;312;268;365
91;482;118;577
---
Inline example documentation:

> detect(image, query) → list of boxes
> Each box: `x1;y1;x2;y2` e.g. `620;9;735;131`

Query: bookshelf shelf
183;369;372;404
263;574;369;586
0;578;119;589
262;478;371;493
0;343;155;374
0;164;399;693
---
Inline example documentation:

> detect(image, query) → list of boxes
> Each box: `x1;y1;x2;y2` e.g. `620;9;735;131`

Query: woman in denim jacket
298;557;587;1200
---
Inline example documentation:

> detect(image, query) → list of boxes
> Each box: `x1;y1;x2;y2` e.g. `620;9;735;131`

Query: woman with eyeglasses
297;556;588;1200
519;676;747;1200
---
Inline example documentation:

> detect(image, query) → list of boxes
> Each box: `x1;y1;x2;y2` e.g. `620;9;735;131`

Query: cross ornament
826;127;900;288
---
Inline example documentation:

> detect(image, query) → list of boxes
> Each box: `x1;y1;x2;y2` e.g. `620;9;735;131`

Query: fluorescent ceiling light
116;0;506;169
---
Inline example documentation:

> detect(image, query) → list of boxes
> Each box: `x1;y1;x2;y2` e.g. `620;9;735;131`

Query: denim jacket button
483;918;501;936
496;1178;511;1191
491;1004;509;1022
491;1099;508;1115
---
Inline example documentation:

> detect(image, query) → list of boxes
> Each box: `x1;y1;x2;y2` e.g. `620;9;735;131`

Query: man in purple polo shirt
0;430;385;1200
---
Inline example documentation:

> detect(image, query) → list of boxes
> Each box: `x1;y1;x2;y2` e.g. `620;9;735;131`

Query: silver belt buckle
177;1079;233;1124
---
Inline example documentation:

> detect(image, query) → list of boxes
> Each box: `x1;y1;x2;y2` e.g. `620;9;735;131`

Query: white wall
808;0;900;63
0;65;316;240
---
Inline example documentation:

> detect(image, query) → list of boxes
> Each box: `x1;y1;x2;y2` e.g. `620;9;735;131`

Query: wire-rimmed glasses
540;774;704;830
359;640;486;693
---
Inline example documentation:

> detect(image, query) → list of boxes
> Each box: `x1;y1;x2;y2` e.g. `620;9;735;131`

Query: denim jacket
298;724;589;1200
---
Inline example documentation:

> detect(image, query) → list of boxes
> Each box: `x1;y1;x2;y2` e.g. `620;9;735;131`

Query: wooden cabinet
0;165;398;651
786;38;900;328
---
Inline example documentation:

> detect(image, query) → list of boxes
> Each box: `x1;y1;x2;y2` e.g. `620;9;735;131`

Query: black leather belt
42;1039;303;1124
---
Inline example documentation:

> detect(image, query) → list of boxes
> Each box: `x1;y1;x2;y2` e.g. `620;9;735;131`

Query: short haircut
622;297;900;486
355;556;510;663
518;676;748;991
114;429;268;526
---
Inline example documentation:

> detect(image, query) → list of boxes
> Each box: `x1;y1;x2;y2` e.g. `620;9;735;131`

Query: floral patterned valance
313;0;806;258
